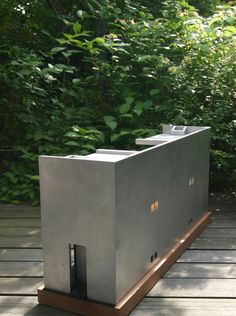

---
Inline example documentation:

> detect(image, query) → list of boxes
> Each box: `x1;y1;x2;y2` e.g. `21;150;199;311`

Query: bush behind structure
0;0;235;204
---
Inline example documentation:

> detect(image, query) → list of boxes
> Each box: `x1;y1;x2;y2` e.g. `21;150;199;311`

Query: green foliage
187;0;229;16
0;0;235;204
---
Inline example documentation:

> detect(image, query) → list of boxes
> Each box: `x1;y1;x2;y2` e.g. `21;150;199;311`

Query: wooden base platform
38;211;211;316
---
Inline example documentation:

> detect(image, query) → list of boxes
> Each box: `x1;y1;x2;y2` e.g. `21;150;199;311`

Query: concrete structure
39;125;210;305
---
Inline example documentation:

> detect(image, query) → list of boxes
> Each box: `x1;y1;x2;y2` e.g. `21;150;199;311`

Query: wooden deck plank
208;219;236;228
0;204;40;212
0;219;41;227
0;262;43;277
209;204;236;212
200;228;236;238
211;212;236;219
0;304;78;316
0;210;40;219
130;298;236;316
0;227;41;237
0;277;43;295
0;297;78;316
164;263;236;278
178;250;236;263
0;205;235;315
148;278;236;297
0;295;39;305
189;237;236;249
0;236;42;248
0;249;43;261
0;306;78;316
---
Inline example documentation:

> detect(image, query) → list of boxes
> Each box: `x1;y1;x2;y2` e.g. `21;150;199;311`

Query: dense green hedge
0;0;235;204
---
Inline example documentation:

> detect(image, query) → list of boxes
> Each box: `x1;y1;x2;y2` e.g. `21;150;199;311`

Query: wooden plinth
38;211;211;316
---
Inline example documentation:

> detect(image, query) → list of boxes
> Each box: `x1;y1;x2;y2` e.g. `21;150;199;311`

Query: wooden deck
0;203;236;316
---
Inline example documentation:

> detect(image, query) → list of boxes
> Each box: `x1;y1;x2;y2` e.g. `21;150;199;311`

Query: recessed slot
150;255;154;262
173;126;185;131
188;218;193;225
69;244;76;290
154;251;158;259
189;177;195;186
171;125;187;135
69;244;87;298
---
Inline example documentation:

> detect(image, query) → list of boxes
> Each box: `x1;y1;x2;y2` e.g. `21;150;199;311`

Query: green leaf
149;89;160;96
119;97;134;114
111;131;130;142
134;109;143;116
56;38;67;44
134;101;144;110
82;144;96;151
119;102;131;114
72;78;81;84
106;121;118;130
65;141;79;146
94;37;105;44
80;149;89;155
3;171;18;184
125;96;134;104
111;133;119;142
103;116;117;130
120;114;133;118
134;101;144;116
143;100;153;109
51;47;65;54
224;17;235;25
103;115;115;122
64;132;79;138
73;22;82;34
28;175;39;181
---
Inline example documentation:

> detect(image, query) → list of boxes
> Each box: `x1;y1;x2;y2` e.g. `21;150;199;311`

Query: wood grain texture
148;278;236;297
1;206;235;316
0;262;43;277
0;210;41;219
0;219;41;227
0;295;39;305
0;296;96;315
201;228;236;238
211;212;236;218
178;250;236;263
0;227;41;237
38;287;117;316
189;237;236;249
130;298;236;316
0;204;40;212
0;249;43;261
208;218;236;228
164;263;236;278
0;277;43;295
0;305;78;316
0;236;42;248
209;204;236;212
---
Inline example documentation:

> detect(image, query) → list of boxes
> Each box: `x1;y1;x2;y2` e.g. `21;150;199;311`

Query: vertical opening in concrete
69;244;87;298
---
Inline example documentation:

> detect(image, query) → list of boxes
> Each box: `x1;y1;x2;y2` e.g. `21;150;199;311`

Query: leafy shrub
0;0;235;204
